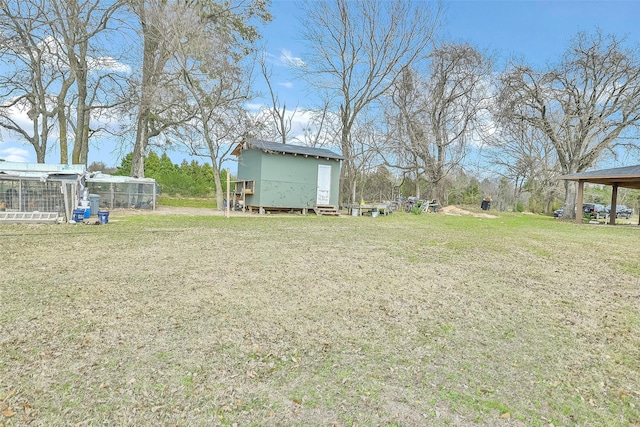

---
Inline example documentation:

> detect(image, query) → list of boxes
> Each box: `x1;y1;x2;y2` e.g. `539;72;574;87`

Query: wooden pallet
0;211;59;223
314;205;340;216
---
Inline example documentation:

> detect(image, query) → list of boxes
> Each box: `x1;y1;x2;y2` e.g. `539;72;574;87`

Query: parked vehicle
554;203;606;219
582;203;606;219
605;205;633;219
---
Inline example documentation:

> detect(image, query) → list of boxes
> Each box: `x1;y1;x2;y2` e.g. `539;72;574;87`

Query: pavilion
559;165;640;225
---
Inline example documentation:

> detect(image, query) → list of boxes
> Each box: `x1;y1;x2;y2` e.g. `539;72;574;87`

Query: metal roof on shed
232;139;343;160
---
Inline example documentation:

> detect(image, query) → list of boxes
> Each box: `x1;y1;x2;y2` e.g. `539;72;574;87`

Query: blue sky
262;0;640;109
1;0;639;167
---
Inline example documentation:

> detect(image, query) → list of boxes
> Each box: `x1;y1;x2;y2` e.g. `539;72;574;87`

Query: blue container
83;207;90;219
97;210;109;224
72;208;85;222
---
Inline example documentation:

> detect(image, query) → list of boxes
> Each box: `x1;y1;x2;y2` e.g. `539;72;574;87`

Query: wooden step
314;205;340;216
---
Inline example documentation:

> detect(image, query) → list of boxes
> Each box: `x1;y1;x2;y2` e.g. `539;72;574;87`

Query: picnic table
350;203;391;217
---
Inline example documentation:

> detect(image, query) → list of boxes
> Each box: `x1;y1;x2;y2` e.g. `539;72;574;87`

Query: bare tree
350;115;383;203
49;0;125;165
484;113;560;212
128;0;270;178
297;98;337;148
384;43;492;203
259;53;297;144
0;0;129;164
496;31;640;218
128;0;188;177
299;0;442;204
0;0;58;163
167;3;257;210
48;0;124;165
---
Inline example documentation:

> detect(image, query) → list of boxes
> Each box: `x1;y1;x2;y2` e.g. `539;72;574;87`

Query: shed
559;164;640;225
231;139;343;214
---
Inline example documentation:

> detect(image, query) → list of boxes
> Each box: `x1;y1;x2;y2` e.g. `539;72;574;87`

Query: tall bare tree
49;0;125;165
0;0;58;163
128;0;184;177
128;0;270;178
298;100;334;148
299;0;441;204
167;3;258;210
483;117;559;212
0;0;128;164
383;43;492;203
259;53;296;144
496;31;640;218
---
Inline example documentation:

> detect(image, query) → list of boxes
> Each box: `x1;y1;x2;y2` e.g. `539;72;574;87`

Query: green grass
0;210;638;426
157;195;217;208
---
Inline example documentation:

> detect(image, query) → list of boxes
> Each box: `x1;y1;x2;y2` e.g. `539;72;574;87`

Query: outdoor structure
86;173;157;210
0;162;158;223
231;139;343;214
559;164;640;225
0;162;85;223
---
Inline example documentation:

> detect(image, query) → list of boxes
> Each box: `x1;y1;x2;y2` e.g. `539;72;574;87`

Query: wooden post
575;180;584;224
609;184;618;225
62;182;69;222
226;168;230;219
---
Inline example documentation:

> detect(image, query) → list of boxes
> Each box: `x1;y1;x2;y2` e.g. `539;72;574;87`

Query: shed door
316;165;332;205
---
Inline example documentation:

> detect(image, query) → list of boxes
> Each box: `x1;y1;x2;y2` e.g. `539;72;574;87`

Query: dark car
582;203;606;219
554;203;605;219
605;205;633;219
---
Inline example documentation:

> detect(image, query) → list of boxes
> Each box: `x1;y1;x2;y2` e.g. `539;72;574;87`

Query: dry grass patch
1;211;639;426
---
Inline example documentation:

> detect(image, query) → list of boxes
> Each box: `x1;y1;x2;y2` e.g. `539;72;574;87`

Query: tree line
2;0;640;216
109;151;222;197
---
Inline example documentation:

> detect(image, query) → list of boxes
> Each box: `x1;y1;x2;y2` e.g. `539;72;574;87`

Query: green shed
232;139;343;214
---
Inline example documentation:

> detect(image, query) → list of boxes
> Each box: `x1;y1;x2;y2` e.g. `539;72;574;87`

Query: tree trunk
71;68;88;164
131;111;148;177
79;109;90;164
57;77;74;164
562;180;577;219
130;2;161;179
212;159;224;211
35;147;45;163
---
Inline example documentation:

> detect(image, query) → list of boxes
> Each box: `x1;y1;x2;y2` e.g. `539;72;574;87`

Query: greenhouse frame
86;173;157;210
0;163;157;223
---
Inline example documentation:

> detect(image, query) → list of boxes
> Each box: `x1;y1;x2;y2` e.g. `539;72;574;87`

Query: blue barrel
97;210;109;224
73;208;85;222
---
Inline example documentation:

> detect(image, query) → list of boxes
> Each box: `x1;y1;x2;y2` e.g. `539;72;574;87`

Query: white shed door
316;165;332;205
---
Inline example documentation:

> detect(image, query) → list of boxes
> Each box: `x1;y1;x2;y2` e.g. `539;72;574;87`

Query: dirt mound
440;205;498;218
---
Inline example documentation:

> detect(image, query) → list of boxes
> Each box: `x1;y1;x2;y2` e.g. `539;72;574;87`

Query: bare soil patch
440;205;498;218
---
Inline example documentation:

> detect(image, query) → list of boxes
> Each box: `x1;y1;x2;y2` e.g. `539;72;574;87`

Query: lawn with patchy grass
1;211;639;426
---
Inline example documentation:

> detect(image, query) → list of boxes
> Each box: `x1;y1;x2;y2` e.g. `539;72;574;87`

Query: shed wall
238;150;340;209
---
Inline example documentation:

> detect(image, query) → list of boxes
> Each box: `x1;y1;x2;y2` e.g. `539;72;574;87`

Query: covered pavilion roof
559;165;640;189
558;164;640;225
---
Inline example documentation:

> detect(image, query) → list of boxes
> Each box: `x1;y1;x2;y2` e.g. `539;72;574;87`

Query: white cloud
88;56;132;74
279;49;305;68
0;146;31;162
246;103;264;111
278;82;293;89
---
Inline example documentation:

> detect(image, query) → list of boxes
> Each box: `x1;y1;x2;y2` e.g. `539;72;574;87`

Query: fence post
226;168;230;219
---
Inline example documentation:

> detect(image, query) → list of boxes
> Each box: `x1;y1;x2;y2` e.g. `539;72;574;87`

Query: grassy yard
1;210;639;426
